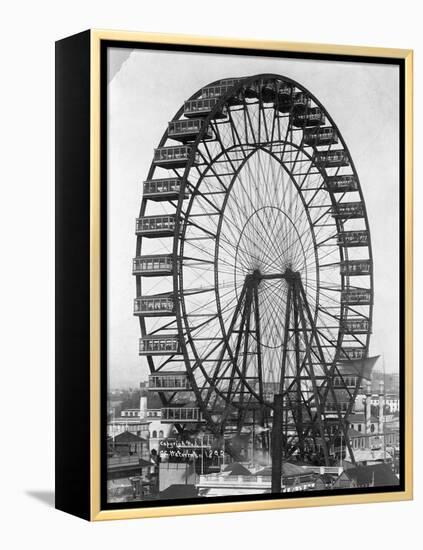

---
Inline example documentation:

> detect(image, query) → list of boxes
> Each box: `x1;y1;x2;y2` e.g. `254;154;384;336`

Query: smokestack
140;396;147;419
365;382;372;435
378;381;385;434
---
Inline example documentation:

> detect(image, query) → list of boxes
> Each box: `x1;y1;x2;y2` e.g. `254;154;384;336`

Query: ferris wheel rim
136;73;374;433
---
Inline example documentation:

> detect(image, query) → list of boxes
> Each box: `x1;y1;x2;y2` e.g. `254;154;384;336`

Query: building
348;413;379;434
145;393;174;451
371;393;400;413
347;428;369;450
107;455;154;502
344;379;400;465
313;473;336;491
159;484;198;500
108;389;175;451
107;408;150;439
108;430;150;462
159;462;196;492
107;431;155;502
349;380;398;436
333;463;399;489
196;462;316;497
120;408;141;418
343;448;393;467
371;371;400;394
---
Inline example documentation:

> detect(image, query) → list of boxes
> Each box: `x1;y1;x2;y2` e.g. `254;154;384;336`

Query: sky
107;46;400;388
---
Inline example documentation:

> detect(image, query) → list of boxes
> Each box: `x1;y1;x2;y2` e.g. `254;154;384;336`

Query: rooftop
112;431;147;443
344;463;399;487
348;428;366;438
159;484;198;500
255;462;306;477
222;463;252;476
349;413;378;424
345;448;393;463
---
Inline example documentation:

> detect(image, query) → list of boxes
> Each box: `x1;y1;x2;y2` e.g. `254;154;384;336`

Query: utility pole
271;394;284;493
252;408;255;465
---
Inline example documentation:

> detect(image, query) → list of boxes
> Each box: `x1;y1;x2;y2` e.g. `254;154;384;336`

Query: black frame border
99;39;406;512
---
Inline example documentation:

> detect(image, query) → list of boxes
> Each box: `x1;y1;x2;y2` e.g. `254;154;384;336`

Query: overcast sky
107;47;400;388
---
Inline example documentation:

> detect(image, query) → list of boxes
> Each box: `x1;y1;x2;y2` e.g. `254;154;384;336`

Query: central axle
246;267;300;285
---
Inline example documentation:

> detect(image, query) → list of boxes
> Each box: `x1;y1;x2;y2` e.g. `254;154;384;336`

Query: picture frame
55;29;413;521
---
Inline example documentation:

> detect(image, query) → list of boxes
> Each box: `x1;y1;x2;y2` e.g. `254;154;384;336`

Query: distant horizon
108;365;400;392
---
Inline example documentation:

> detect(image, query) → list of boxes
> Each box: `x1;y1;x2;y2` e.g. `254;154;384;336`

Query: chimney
140;396;147;420
365;382;372;435
378;380;385;434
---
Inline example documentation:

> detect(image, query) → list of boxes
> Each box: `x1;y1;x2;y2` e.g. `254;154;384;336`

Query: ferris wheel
133;74;373;464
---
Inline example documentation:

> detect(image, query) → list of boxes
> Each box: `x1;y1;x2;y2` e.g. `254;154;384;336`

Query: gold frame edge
89;30;413;521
